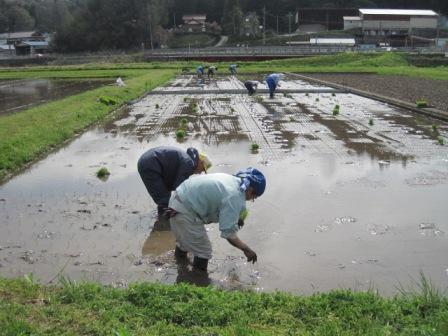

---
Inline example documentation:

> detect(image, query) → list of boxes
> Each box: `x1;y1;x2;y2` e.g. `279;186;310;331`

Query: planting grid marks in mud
1;75;448;293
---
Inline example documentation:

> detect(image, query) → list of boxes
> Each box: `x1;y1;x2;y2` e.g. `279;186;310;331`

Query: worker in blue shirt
265;73;284;98
168;168;266;271
196;65;205;78
137;146;211;217
229;64;238;75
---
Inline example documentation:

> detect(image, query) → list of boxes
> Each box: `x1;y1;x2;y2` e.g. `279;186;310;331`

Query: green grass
0;276;447;335
0;68;176;181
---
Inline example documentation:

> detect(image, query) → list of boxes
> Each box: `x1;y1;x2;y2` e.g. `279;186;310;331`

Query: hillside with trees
0;0;447;52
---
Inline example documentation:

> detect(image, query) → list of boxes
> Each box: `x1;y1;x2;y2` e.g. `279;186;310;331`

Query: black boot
192;256;208;271
175;246;188;259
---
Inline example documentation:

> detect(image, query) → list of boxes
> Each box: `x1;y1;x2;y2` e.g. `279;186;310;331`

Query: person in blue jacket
196;65;205;78
265;73;284;98
137;146;212;217
168;167;266;271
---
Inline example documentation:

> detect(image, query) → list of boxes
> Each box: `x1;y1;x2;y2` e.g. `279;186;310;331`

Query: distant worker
265;73;284;99
137;146;212;217
196;65;205;78
207;65;218;79
244;80;259;96
229;64;238;75
168;168;266;271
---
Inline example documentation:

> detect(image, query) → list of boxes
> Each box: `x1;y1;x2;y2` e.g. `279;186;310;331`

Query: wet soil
0;79;113;115
1;75;447;294
304;73;448;112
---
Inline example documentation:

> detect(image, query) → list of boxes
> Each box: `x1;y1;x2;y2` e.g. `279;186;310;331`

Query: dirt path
304;74;448;112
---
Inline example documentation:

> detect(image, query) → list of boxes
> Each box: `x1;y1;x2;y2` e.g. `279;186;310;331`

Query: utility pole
263;5;266;45
276;15;279;35
288;12;293;34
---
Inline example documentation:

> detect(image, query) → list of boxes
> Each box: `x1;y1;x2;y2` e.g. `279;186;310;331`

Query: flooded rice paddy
0;78;113;115
1;75;447;295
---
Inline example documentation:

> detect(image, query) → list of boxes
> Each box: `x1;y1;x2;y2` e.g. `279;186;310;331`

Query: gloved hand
238;218;244;229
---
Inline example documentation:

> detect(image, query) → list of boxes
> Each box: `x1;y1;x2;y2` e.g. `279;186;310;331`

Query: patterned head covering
234;167;266;196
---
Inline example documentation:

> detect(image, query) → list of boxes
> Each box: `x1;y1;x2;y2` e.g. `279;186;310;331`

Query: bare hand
243;248;257;263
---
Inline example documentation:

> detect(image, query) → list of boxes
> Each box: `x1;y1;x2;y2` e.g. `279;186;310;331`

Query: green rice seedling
176;129;186;139
332;92;336;97
96;167;110;179
332;108;339;116
432;124;439;133
438;137;444;145
369;118;374;126
180;118;188;127
251;143;259;152
183;97;189;103
416;100;428;108
315;97;319;102
155;103;160;109
305;93;309;97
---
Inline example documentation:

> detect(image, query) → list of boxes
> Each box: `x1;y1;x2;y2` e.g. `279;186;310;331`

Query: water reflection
0;79;113;115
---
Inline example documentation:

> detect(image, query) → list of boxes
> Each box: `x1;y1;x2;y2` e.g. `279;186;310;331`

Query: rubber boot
192;256;208;271
175;246;188;259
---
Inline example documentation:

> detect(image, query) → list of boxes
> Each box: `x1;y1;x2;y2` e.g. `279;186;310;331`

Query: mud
0;79;113;115
1;75;447;295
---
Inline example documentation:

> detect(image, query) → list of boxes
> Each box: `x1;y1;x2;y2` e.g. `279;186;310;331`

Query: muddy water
1;75;447;295
0;79;113;115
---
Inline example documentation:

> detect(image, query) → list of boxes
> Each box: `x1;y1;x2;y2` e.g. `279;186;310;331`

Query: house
0;43;15;57
182;15;207;33
15;41;49;56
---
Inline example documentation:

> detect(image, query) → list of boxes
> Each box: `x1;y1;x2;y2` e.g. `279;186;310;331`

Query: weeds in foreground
438;137;445;145
0;273;447;336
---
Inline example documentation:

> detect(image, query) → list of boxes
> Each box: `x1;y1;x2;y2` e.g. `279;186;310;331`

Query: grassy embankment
0;66;177;181
236;52;448;81
1;276;447;336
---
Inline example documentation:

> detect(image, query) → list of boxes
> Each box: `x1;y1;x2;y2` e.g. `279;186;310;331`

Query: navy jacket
138;146;198;204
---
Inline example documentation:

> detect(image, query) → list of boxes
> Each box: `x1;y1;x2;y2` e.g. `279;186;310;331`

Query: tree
222;0;243;35
5;5;35;32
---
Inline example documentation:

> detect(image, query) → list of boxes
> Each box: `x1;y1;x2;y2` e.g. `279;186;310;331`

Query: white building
344;9;438;36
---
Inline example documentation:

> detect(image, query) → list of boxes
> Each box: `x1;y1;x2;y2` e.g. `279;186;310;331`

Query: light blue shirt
266;73;281;84
176;173;246;239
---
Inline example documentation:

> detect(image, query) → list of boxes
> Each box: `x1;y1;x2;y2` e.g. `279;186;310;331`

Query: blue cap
235;167;266;197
